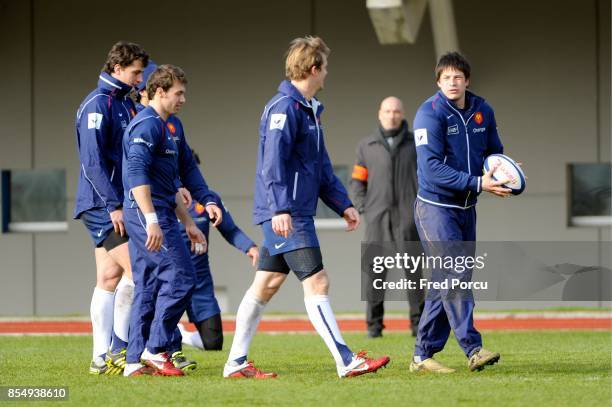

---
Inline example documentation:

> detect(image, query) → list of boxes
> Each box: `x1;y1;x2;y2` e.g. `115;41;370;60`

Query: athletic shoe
367;330;383;338
409;357;455;374
105;348;127;375
337;351;390;378
89;357;110;375
468;348;500;372
171;351;197;371
125;363;161;377
141;349;184;376
223;361;277;379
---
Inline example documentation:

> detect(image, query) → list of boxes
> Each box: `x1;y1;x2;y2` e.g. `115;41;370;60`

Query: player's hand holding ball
482;154;526;197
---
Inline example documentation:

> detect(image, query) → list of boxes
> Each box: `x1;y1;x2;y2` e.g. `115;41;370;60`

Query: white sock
304;295;353;366
113;277;135;343
141;348;166;361
178;323;204;350
227;290;267;364
124;362;144;376
90;287;115;358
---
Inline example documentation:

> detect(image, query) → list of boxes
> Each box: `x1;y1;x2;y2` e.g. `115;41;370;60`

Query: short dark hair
435;52;471;81
102;41;149;74
146;64;188;100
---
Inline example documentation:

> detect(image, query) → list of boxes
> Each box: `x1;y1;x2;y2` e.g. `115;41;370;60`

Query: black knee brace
196;314;223;351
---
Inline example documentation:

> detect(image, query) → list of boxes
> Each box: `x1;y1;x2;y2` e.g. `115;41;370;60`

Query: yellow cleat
105;349;127;375
89;358;109;375
409;358;456;374
468;348;500;372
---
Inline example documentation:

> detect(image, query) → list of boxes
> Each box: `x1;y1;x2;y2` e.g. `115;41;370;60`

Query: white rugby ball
483;154;526;195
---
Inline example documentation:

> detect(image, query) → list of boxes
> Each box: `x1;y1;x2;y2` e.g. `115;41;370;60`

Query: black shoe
367;330;383;338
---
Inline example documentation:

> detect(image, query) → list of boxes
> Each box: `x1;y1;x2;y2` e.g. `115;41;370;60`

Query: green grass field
1;331;610;406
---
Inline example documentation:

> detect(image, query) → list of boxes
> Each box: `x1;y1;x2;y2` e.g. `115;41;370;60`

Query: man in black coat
350;96;424;337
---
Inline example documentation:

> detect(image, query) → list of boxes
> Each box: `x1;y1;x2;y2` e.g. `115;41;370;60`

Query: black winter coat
349;120;419;242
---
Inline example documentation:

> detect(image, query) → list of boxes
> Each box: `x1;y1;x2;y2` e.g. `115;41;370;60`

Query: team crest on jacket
167;122;176;134
474;112;484;125
195;202;205;214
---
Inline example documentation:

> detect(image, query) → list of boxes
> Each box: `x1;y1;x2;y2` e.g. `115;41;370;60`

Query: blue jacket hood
97;72;133;97
136;60;158;92
278;80;325;114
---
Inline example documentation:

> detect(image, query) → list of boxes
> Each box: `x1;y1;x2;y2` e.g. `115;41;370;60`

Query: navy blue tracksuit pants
167;250;222;354
413;199;482;359
124;205;195;364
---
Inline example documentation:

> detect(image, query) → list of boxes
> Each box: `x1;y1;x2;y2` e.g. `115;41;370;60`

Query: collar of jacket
436;89;483;117
141;105;166;123
278;80;325;114
369;120;410;146
98;72;133;97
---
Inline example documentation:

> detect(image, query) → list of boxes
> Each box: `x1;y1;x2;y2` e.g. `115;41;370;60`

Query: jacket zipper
121;100;131;118
293;171;299;200
446;101;475;207
312;101;320;152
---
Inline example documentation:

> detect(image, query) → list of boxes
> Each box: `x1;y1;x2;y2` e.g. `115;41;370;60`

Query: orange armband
351;164;368;181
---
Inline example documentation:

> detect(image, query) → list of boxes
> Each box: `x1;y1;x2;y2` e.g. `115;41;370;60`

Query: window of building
567;163;612;227
1;169;67;232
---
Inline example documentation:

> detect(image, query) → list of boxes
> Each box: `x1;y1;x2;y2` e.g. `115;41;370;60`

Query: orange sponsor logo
167;122;176;134
474;112;484;125
194;202;205;214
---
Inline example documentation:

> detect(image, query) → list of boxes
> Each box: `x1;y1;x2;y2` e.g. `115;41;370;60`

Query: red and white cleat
337;351;390;378
223;361;278;379
141;349;184;376
125;364;162;377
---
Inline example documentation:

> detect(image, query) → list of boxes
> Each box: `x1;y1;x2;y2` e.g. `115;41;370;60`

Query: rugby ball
483;154;526;195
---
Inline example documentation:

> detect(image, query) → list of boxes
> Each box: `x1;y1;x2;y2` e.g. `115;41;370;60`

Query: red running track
0;317;610;334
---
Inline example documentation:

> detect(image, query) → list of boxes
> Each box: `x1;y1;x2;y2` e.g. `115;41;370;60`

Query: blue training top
74;72;137;218
252;80;352;224
122;106;215;210
413;90;504;209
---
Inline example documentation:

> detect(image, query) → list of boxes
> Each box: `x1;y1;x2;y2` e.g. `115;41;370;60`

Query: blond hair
285;36;330;80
